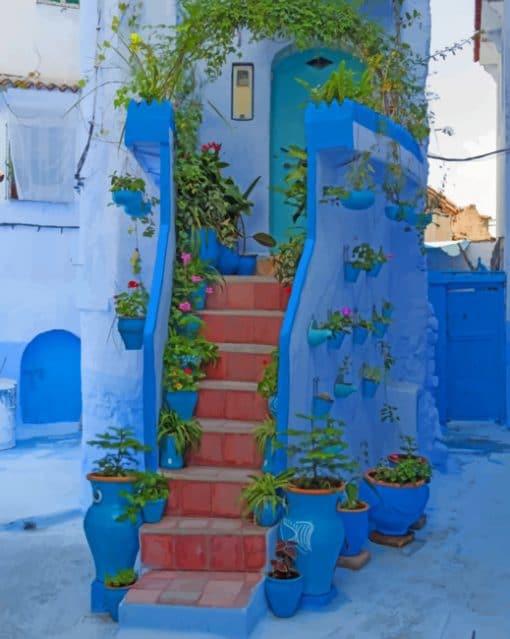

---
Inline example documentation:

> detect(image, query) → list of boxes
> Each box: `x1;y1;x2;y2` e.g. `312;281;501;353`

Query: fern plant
87;427;150;477
254;415;277;456
241;470;295;518
157;409;202;455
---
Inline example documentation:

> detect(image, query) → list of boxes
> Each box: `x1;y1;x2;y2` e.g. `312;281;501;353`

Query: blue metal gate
428;271;506;423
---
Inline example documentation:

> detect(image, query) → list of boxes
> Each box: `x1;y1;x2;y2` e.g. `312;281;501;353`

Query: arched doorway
270;47;365;244
20;330;81;423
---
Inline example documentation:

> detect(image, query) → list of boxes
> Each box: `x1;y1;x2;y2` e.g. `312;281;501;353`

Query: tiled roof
0;74;80;93
427;186;460;217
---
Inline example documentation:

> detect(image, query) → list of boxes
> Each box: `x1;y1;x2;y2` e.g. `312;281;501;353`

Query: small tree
87;427;150;477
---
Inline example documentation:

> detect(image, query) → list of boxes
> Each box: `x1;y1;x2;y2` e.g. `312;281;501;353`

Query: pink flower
205;287;214;295
201;142;222;153
191;275;203;283
178;301;191;312
342;307;352;317
387;253;395;260
181;252;192;265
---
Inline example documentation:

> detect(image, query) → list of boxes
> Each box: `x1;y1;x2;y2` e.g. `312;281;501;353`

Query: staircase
120;275;287;636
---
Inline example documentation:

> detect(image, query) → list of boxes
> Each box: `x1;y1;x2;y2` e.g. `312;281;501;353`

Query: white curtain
8;111;76;203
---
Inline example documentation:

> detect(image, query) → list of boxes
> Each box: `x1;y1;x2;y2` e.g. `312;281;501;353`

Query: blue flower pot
280;488;345;600
159;434;184;470
381;307;393;320
416;213;432;226
195;228;219;266
265;574;304;618
177;315;202;337
105;585;131;622
362;379;379;398
372;320;388;338
334;383;357;399
327;332;345;350
262;440;276;473
367;262;383;278
340;190;375;210
166;390;198;420
112;190;150;218
218;243;240;275
190;282;207;311
384;204;410;221
142;498;167;523
255;501;284;527
362;472;430;536
83;476;141;584
338;503;370;557
307;321;332;347
237;255;257;275
344;262;361;283
353;326;368;345
117;317;145;350
268;394;278;418
312;395;334;418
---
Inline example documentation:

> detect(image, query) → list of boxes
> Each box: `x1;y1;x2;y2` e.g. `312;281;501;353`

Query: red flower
262;359;269;366
283;286;292;295
201;142;222;153
128;280;140;289
184;368;192;375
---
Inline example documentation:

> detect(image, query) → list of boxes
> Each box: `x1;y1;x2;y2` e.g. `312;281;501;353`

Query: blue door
270;48;364;245
20;330;82;423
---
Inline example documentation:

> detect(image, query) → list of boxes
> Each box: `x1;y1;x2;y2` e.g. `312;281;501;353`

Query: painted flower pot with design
142;498;167;523
352;326;368;345
265;574;304;618
166;390;198;420
372;320;388;338
189;282;208;311
344;262;361;283
218;243;240;275
340;190;375;210
338;501;370;557
83;475;141;584
104;584;132;622
159;434;184;470
237;255;257;275
255;501;284;527
362;471;430;536
280;486;345;601
361;379;379;398
117;317;145;350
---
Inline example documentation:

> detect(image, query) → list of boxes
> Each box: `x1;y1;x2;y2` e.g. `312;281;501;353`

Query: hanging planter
334;382;357;399
218;242;240;275
307;320;332;347
312;393;334;418
255;501;285;527
381;301;394;320
114;279;149;351
176;314;202;338
166;390;198;420
344;261;361;283
117;317;145;350
340;190;375;210
361;378;379;398
157;408;202;470
352;325;370;345
367;262;383;278
372;320;388;338
384;204;412;222
159;434;184;469
327;332;345;350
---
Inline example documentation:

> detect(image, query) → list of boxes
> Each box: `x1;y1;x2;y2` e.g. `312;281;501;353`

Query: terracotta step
196;380;267;421
205;343;274;382
140;516;269;571
199;309;284;345
207;275;288;311
188;418;262;468
163;466;259;518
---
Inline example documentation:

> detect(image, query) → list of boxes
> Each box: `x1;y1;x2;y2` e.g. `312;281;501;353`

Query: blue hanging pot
327;332;345;350
189;282;208;311
237;255;257;275
362;472;430;536
416;213;433;227
312;394;334;418
344;262;361;283
268;394;278;418
367;262;383;278
372;321;388;338
381;307;393;320
338;502;370;557
218;243;240;275
159;434;185;470
117;317;145;350
262;440;276;473
104;584;133;622
333;383;357;399
142;498;167;523
195;228;220;267
340;190;375;210
361;379;379;398
166;390;198;420
176;315;202;338
83;476;141;584
384;204;410;221
265;574;304;618
255;501;284;527
112;189;150;218
352;326;369;345
280;487;345;602
307;320;332;347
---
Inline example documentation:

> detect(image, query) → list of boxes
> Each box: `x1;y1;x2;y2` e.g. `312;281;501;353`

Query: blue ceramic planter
281;488;345;600
372;320;388;338
353;326;369;345
338;503;370;557
327;332;345;350
307;321;332;347
262;440;276;473
218;243;240;275
166;390;198;420
159;434;184;470
368;262;383;278
255;501;284;527
190;282;207;311
363;473;430;536
117;317;145;350
344;262;361;283
265;574;304;618
237;255;257;275
312;395;334;418
384;204;411;221
362;379;379;398
142;498;167;523
177;315;202;337
83;476;141;584
105;585;131;622
112;190;150;218
268;394;278;418
334;383;357;399
195;228;219;266
340;190;375;210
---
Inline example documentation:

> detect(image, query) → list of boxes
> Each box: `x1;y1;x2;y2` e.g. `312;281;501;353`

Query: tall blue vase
159;434;184;470
218;243;240;275
280;488;345;602
338;503;370;556
83;476;141;584
196;228;220;267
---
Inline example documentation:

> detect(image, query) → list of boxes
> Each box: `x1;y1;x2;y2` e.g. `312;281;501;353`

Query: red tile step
187;419;262;469
164;466;258;518
199;309;284;345
206;275;288;311
140;516;268;572
196;380;268;421
205;343;274;382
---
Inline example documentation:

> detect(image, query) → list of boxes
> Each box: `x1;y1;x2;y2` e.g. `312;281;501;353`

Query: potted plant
320;308;353;350
254;415;277;473
265;540;304;618
338;482;370;557
281;414;357;601
113;280;149;350
381;299;394;319
157;408;202;469
164;331;218;371
120;470;170;524
273;231;306;288
104;568;137;622
340;151;376;210
363;458;431;536
388;435;430;468
172;301;203;337
257;349;279;416
83;427;150;587
164;363;203;420
174;252;222;311
360;364;381;398
334;356;357;398
110;172;152;218
352;315;373;345
312;392;334;418
372;307;391;338
343;245;362;283
307;318;333;347
241;470;294;527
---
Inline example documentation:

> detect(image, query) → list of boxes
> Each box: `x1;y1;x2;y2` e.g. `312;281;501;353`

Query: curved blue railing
125;100;175;470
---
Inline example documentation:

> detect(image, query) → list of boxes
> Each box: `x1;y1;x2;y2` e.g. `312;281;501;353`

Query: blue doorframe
429;271;506;424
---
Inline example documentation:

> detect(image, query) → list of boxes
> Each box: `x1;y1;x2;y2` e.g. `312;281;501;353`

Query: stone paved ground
1;421;509;639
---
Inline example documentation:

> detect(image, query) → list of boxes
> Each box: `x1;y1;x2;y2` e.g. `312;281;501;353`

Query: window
231;64;254;120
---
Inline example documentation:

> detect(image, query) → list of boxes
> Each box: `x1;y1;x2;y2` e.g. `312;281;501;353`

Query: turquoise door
270;48;364;244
